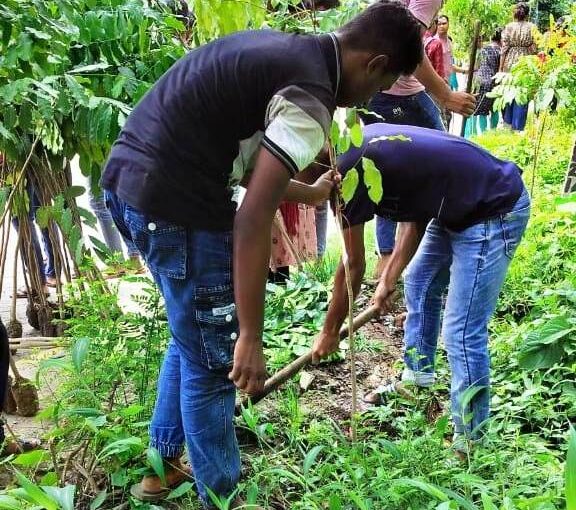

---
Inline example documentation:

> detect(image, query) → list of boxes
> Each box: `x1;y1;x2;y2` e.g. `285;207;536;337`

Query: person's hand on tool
442;90;476;116
229;336;267;395
373;279;397;315
311;169;341;206
311;329;340;363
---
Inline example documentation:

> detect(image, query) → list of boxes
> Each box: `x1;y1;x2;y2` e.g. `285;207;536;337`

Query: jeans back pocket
195;284;238;371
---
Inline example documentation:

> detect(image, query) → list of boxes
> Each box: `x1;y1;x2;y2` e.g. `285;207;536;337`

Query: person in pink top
361;0;476;280
424;18;444;77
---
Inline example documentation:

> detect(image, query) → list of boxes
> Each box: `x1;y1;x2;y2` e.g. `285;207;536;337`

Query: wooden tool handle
242;305;380;407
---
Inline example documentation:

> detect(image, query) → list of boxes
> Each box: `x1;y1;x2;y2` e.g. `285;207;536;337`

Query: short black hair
513;2;529;21
492;28;502;43
337;0;424;76
438;14;449;23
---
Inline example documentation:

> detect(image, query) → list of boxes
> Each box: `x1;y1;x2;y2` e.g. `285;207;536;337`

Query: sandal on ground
0;437;41;456
130;462;191;502
363;380;415;405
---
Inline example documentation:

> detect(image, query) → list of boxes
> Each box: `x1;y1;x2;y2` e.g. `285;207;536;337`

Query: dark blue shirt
102;30;340;230
340;124;524;231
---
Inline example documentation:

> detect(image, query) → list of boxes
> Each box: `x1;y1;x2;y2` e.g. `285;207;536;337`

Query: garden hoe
8;354;39;417
239;304;380;409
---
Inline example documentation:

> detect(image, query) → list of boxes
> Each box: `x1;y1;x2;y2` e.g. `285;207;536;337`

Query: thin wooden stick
328;144;359;441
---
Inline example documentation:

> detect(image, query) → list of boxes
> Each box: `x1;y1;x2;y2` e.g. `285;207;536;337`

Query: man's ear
367;54;390;76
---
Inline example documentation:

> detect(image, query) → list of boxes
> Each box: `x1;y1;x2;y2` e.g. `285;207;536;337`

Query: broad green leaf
90;490;107;510
72;337;90;373
147;447;167;487
60;208;73;235
330;120;340;145
111;469;128;487
13;450;50;467
69;63;111;74
567;426;576;510
64;185;86;200
341;168;359;204
0;495;21;510
519;316;575;369
64;75;90;107
25;27;51;40
524;316;575;345
40;472;59;486
166;481;193;500
459;385;487;417
75;237;85;265
43;485;75;510
35;206;52;229
329;493;342;510
350;123;363;147
303;445;324;477
362;158;383;204
0;121;17;144
78;207;98;229
481;492;498;510
14;471;58;510
395;478;448;502
99;437;142;461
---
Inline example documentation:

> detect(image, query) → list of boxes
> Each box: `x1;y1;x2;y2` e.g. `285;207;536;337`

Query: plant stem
328;144;358;442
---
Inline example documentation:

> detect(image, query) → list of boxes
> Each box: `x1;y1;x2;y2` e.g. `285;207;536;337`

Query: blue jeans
402;187;530;438
105;191;240;506
12;183;57;282
362;91;445;254
88;188;139;258
503;101;528;131
315;201;328;257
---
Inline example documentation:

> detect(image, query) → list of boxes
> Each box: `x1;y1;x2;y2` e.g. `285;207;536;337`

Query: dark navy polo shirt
102;30;340;230
340;123;524;231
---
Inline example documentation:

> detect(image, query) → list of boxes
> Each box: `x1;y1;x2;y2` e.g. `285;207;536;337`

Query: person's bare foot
45;276;59;288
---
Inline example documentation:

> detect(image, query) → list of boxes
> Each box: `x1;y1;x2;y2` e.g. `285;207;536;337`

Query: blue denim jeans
315;201;328;257
12;183;57;281
89;188;139;258
402;187;530;438
362;91;445;254
105;191;240;506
